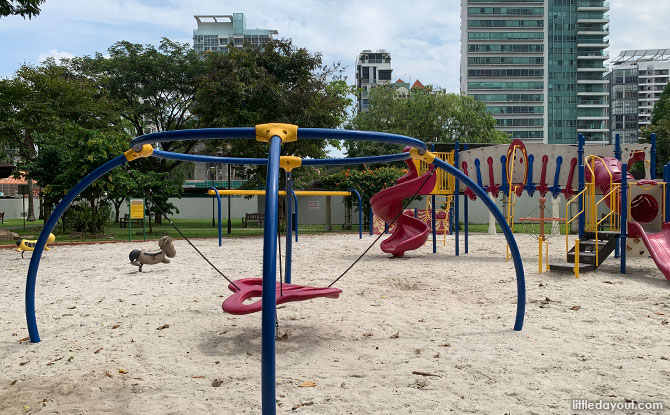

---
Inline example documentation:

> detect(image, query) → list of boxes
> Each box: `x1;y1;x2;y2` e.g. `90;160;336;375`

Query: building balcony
577;128;609;133
359;79;377;85
577;68;608;73
578;79;609;84
577;43;609;49
577;30;609;36
577;116;609;120
577;55;609;60
577;91;608;96
577;104;609;108
577;6;610;12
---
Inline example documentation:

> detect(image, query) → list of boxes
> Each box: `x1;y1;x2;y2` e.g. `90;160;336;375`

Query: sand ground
1;232;669;414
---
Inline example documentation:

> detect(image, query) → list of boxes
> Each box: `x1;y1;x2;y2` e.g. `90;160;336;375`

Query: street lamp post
210;166;216;227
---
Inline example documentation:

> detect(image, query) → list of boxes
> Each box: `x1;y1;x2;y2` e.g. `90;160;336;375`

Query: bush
63;200;112;233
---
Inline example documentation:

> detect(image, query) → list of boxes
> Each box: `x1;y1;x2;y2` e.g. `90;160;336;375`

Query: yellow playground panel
413;151;456;195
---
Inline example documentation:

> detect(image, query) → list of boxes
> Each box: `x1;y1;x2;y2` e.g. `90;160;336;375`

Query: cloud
38;49;76;63
4;0;670;91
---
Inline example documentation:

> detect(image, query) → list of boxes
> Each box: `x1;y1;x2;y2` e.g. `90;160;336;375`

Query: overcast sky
1;0;669;92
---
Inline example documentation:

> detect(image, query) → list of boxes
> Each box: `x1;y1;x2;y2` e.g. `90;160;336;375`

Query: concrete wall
257;195;361;226
0;197;41;220
118;196;258;220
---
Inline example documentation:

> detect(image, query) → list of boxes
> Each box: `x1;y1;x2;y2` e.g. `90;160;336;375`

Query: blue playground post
208;186;222;247
454;141;460;256
292;189;298;242
614;133;621;161
620;163;628;275
369;207;373;236
432;157;525;331
285;172;294;284
431;143;436;254
464;143;469;254
432;194;437;254
651;133;657;180
348;188;363;239
26;155;128;343
578;133;585;239
261;135;281;414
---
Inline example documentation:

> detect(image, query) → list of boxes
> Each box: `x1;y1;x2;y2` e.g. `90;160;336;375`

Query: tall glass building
460;0;610;144
193;14;278;54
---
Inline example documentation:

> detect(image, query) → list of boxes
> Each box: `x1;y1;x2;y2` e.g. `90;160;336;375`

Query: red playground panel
222;278;342;315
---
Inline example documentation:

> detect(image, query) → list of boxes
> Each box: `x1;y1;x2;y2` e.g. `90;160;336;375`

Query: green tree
192;39;353;189
26;124;130;233
346;85;508;158
318;166;408;226
0;0;45;18
74;38;203;223
642;83;670;171
0;59;121;221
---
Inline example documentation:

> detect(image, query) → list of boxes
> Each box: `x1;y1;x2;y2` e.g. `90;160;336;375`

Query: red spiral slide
370;157;437;257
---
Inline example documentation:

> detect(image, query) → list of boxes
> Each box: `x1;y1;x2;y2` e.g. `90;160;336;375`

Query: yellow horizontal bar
208;190;351;196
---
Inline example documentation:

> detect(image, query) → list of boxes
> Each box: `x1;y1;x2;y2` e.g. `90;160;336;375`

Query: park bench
119;213;144;228
242;213;264;228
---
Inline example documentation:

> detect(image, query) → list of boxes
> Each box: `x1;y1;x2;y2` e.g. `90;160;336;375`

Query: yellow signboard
129;199;145;219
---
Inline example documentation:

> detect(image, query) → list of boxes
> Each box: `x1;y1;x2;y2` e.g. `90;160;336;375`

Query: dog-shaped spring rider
16;233;56;258
129;236;176;272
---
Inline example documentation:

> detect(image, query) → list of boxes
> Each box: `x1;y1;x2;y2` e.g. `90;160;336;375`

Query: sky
2;0;670;93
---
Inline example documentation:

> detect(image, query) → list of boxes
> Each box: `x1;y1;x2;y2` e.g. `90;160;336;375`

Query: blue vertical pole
578;133;585;239
620;163;628;275
614;133;621;161
261;135;281;414
432;194;437;254
369;208;373;236
414;208;418;218
285;172;293;284
431;143;436;253
464;143;469;254
454;141;460;256
292;189;298;242
348;188;362;239
208;186;222;247
651;133;657;180
665;164;670;223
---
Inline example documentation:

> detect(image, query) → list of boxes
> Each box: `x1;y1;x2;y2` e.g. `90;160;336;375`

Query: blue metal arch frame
25;127;526;415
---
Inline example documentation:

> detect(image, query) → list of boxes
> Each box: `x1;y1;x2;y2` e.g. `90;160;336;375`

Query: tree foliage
346;85;508;158
0;0;44;18
193;39;353;188
642;83;670;171
318;165;408;224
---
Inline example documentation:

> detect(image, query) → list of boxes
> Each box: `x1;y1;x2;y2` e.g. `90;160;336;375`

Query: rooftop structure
193;13;278;54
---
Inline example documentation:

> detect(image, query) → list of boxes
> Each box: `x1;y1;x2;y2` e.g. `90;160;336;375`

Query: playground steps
548;262;596;273
549;231;619;274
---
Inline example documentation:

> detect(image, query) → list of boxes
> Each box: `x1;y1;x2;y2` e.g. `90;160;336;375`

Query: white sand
1;232;669;414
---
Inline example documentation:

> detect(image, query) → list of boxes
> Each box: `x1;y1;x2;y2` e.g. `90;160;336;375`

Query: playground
3;126;670;414
1;232;668;414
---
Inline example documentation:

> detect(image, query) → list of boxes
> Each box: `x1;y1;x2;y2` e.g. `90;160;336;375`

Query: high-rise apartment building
460;0;610;144
193;14;278;54
356;50;393;112
606;49;670;143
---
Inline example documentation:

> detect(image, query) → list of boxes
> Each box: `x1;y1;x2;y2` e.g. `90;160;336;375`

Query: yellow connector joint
124;144;154;162
255;123;298;143
280;156;302;172
409;148;436;164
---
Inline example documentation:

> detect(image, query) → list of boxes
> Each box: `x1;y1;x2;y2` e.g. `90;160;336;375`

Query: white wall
0;197;41;220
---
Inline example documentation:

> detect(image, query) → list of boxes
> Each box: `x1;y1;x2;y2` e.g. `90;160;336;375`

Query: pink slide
370;155;437;257
588;157;670;280
629;223;670;281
